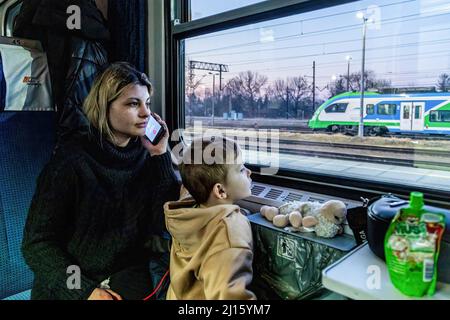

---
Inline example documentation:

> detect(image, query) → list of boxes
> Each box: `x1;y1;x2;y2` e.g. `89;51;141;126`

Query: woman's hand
88;288;123;300
141;113;170;157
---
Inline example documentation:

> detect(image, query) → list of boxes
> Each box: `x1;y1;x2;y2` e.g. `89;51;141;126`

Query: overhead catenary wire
228;36;450;67
223;51;450;76
190;27;450;59
185;2;450;92
188;0;417;43
187;8;448;56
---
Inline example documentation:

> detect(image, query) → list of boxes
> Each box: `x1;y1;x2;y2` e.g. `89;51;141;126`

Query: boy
164;136;256;300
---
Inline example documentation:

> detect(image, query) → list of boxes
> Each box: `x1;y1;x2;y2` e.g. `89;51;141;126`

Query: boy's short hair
179;136;242;204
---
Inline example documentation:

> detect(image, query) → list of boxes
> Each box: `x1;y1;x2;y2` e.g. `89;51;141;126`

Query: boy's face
224;162;252;202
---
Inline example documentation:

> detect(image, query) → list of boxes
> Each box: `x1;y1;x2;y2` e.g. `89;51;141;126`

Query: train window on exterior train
377;104;397;115
403;106;410;119
325;103;348;113
189;0;267;20
430;110;450;122
414;106;422;119
180;0;450;195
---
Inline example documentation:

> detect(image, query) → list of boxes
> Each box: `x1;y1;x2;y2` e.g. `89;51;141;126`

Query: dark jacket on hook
13;0;110;143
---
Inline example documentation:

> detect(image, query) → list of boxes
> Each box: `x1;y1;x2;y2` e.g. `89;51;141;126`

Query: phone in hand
144;114;166;145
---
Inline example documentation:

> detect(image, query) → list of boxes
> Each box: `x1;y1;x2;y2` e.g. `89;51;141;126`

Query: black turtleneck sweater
21;129;180;300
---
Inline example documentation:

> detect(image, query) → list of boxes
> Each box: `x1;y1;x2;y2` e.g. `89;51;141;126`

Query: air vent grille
308;197;325;203
265;188;283;200
284;193;303;202
251;185;265;196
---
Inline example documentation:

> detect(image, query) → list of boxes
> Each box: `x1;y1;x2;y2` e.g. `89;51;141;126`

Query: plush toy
260;200;347;238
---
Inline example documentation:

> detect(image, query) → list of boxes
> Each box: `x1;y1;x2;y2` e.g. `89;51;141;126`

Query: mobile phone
145;114;165;145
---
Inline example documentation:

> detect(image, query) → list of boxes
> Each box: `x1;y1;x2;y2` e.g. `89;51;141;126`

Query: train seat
1;36;55;300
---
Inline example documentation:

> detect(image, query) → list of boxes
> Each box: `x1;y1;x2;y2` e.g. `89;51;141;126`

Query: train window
174;0;450;197
430;110;450;122
366;104;374;115
403;106;410;119
325;103;348;113
189;0;267;20
414;105;422;119
377;104;397;115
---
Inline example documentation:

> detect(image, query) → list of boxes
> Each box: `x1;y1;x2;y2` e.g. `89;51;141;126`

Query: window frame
429;110;450;123
325;103;348;113
414;105;422;120
377;103;397;116
366;104;374;115
167;0;450;205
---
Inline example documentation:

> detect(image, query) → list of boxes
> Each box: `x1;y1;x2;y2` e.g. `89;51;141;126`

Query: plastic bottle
384;192;445;297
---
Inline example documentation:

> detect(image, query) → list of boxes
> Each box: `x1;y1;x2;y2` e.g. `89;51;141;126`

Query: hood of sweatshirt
164;199;241;252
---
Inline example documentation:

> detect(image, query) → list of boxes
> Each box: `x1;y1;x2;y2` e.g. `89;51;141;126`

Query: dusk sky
186;0;450;99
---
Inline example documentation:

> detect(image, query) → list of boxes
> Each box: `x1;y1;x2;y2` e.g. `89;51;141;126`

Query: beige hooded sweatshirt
164;199;256;300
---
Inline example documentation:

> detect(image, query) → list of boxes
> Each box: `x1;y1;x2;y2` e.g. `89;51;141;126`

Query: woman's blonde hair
83;62;153;144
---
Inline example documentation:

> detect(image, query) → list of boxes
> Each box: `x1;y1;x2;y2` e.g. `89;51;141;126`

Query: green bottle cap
409;192;424;210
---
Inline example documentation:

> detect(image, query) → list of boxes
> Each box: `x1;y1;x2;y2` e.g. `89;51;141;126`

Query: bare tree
273;79;290;118
266;76;310;118
290;76;310;118
225;77;245;113
273;79;288;97
328;70;391;97
328;76;346;97
185;63;207;119
226;71;268;115
437;73;450;92
350;70;391;91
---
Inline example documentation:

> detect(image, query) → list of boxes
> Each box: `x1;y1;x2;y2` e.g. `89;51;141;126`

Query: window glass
182;0;450;193
377;104;397;115
430;110;450;122
414;105;422;119
430;110;437;122
190;0;267;20
325;103;348;113
403;106;410;119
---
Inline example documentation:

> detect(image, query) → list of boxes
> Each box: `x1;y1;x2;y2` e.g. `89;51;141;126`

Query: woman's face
108;84;151;146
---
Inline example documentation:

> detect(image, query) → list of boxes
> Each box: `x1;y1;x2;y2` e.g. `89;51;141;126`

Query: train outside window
376;103;397;115
178;0;450;302
430;110;450;122
182;0;450;196
325;103;348;113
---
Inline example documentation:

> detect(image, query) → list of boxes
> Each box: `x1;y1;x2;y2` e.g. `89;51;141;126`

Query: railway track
188;125;450;140
183;132;450;169
277;140;450;157
267;145;450;169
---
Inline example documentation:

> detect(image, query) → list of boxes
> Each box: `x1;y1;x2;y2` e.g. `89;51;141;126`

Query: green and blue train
308;92;450;135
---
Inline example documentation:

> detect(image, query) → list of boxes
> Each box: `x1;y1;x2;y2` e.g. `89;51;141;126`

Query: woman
22;62;180;300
